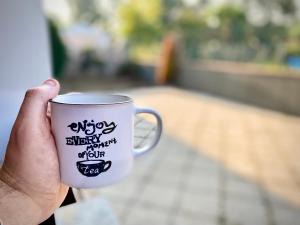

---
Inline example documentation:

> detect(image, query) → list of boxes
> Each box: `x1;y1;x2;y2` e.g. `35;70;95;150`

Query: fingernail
43;79;57;86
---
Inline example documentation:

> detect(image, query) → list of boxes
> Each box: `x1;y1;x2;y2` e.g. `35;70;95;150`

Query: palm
0;80;68;221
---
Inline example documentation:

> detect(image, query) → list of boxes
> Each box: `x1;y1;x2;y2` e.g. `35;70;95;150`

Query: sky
43;0;72;25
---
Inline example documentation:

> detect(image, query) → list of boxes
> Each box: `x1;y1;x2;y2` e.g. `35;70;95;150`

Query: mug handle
103;161;112;172
133;107;163;157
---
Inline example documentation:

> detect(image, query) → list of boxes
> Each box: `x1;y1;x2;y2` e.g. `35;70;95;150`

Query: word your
68;120;117;135
78;151;105;159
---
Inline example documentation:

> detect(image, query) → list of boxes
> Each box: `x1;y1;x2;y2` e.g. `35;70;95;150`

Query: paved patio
56;87;300;225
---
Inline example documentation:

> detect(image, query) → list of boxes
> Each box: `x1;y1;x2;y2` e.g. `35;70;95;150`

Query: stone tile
261;169;293;184
179;190;219;217
186;171;219;193
262;172;297;188
225;195;267;225
84;179;138;202
165;143;190;154
191;156;219;170
108;201;127;219
158;157;187;170
62;87;300;225
226;164;258;182
150;167;184;187
132;157;156;176
268;191;300;211
133;153;160;173
262;183;300;206
273;207;300;225
127;166;150;181
55;197;119;225
123;203;169;225
173;211;218;225
189;164;219;177
136;183;179;209
226;177;261;200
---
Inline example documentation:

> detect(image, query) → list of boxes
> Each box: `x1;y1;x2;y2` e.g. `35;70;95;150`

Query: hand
0;79;69;224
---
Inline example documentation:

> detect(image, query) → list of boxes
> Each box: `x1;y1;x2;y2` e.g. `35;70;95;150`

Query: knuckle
25;87;40;98
25;87;46;100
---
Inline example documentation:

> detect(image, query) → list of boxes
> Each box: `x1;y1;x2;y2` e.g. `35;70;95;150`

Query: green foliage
174;10;206;58
215;5;247;42
173;5;249;58
288;24;300;38
116;61;141;79
285;24;300;57
286;40;300;57
114;0;300;63
277;0;296;15
48;19;68;78
117;0;163;45
253;24;286;46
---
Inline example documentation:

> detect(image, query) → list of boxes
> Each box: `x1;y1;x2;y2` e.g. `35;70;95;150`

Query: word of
78;151;105;159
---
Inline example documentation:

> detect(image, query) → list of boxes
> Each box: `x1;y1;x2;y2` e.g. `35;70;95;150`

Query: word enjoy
68;120;117;135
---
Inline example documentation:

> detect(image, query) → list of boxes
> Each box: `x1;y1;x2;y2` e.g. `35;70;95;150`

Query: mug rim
77;159;105;164
50;93;133;105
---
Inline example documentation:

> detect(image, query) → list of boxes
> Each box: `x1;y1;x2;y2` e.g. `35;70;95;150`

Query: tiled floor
56;87;300;225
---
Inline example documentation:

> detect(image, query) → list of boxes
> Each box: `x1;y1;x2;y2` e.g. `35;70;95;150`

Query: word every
66;133;102;146
68;120;117;135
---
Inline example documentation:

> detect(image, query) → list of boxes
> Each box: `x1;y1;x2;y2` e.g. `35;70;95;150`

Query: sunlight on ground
134;87;300;207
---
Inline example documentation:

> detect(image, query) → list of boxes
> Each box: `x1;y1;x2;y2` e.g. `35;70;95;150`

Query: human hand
0;79;69;224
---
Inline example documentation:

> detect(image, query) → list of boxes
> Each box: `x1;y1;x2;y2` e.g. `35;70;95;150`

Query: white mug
50;93;162;188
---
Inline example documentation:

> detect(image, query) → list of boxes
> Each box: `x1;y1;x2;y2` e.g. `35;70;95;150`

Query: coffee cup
50;93;162;188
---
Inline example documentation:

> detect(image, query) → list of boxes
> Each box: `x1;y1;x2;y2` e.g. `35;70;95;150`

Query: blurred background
45;0;300;83
37;0;300;224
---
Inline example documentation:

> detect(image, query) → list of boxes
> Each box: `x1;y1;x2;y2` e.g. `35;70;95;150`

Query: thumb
17;79;60;122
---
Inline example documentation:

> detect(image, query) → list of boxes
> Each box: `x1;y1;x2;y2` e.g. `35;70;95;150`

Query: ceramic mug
50;93;162;188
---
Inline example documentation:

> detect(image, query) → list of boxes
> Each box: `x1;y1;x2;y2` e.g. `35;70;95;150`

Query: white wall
177;63;300;115
0;0;51;160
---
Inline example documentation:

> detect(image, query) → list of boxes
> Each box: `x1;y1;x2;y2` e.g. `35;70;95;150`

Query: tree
214;5;247;43
48;19;68;78
68;0;101;23
117;0;163;46
173;9;205;58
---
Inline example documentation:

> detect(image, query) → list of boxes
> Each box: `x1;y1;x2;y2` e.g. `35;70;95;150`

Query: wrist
0;170;42;225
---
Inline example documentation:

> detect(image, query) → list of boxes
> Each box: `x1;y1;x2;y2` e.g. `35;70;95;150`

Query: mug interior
51;93;132;105
78;160;104;165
